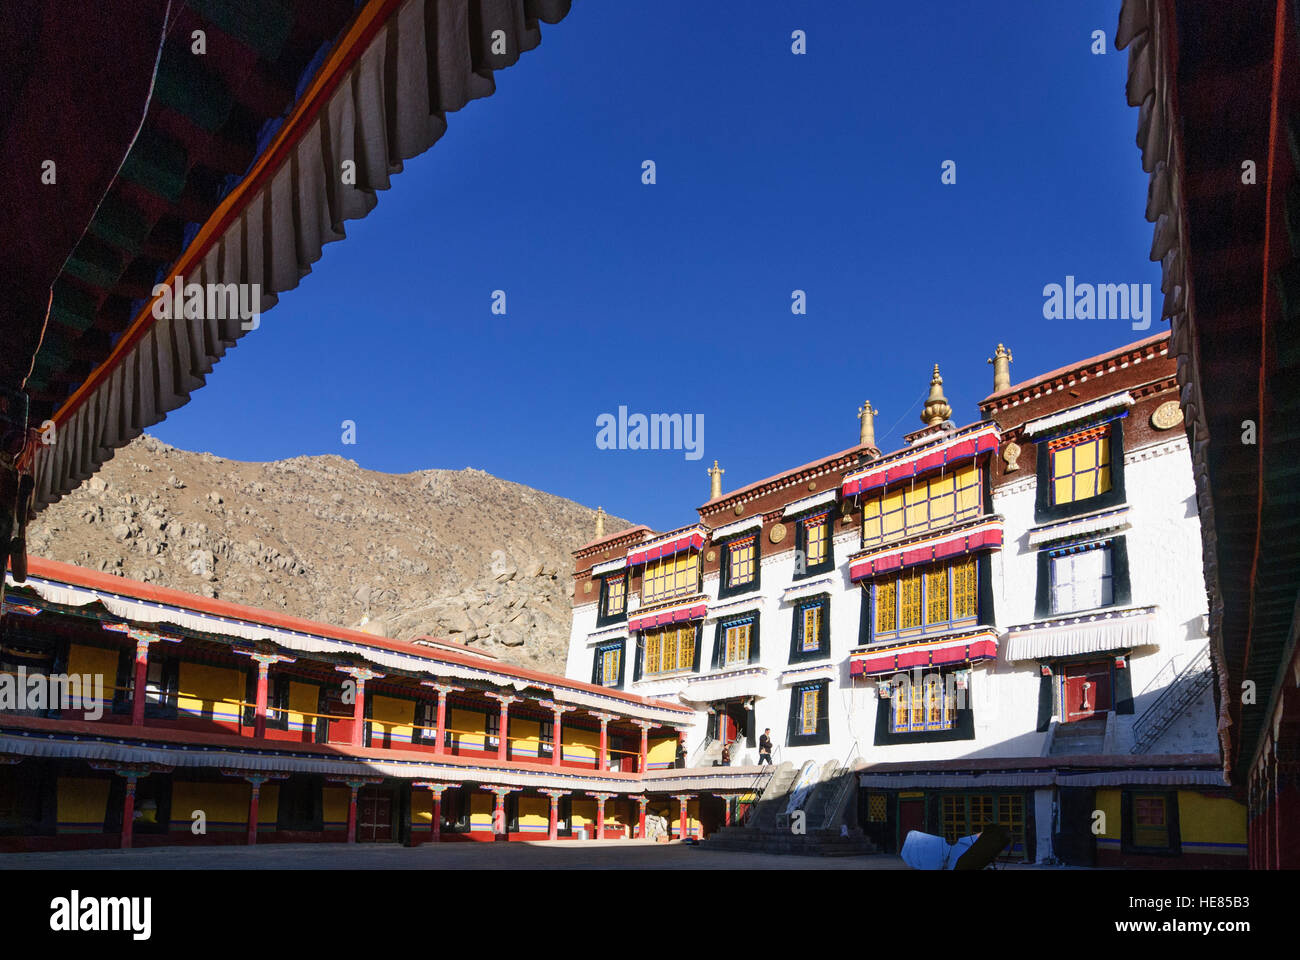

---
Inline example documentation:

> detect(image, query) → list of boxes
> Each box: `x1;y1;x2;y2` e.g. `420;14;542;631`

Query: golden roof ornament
988;343;1014;392
920;364;952;426
708;460;725;500
858;400;878;447
594;506;605;539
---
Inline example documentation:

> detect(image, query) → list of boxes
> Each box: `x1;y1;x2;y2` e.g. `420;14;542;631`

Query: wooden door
358;786;393;842
1063;661;1112;720
899;798;925;846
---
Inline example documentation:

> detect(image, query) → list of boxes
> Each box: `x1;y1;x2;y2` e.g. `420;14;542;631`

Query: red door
899;798;925;847
358;786;393;842
1063;661;1113;720
721;713;737;743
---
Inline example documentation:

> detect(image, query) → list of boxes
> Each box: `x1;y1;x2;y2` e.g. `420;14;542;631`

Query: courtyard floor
2;838;911;870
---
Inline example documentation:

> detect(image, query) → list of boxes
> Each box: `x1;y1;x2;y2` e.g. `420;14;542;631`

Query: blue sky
151;0;1155;532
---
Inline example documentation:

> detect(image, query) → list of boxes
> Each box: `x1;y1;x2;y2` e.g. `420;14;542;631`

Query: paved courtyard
2;838;909;870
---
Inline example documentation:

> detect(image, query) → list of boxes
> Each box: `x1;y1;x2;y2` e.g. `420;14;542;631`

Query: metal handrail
1131;646;1212;752
737;760;777;826
819;740;862;830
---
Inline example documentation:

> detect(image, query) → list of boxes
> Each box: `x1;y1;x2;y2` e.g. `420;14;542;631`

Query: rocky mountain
25;435;630;676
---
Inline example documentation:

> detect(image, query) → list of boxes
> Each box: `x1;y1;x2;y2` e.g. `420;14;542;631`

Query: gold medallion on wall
1151;400;1184;430
769;522;787;544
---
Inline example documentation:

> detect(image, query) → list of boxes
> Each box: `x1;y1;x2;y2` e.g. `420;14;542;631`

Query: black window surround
786;679;831;747
590;640;626;689
788;594;831;664
1034;535;1132;619
710;612;761;669
1034;416;1128;524
595;572;629;627
873;669;976;745
792;509;836;581
1120;789;1181;856
717;530;762;599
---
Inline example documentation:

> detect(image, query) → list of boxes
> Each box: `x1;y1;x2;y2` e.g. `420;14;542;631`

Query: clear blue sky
151;0;1155;532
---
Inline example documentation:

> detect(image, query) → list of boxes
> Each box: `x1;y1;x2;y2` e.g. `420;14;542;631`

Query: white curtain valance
1003;609;1158;662
679;670;770;704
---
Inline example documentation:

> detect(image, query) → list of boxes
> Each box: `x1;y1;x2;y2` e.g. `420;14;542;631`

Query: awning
708;515;764;540
1027;507;1131;548
627;531;705;567
704;595;765;622
1022;392;1134;438
842;426;998;497
778;663;839;686
782;576;836;604
850;630;999;677
849;521;1003;581
590;558;627;576
627;600;707;632
781;489;838;517
1002;606;1159;662
679;667;770;703
30;0;574;511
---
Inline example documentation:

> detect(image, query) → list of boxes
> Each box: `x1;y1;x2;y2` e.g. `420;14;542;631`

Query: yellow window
875;580;897;634
1133;794;1169;848
601;648;620;685
605;576;625;616
724;622;751;664
953;557;977;619
904;484;929;530
804;514;829;567
643;551;699;603
862;494;883;545
942;796;966;841
728;537;755;587
801;604;823;651
928;473;956;526
800;688;819;735
925;563;949;624
1050;428;1112;505
645;634;660;674
882;489;906;541
900;569;922;629
954;464;980;519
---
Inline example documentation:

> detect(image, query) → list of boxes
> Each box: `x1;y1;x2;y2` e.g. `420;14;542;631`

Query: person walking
758;728;773;765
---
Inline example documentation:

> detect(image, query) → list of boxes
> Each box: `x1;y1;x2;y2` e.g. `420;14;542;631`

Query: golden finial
595;506;605;539
987;344;1014;392
708;460;725;500
857;401;878;447
920;364;952;427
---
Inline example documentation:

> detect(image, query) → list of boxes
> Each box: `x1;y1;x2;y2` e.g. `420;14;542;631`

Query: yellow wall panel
177;663;245;723
65;645;119;710
450;707;487;750
1179;793;1247;844
170;781;250;831
369;694;415;746
57;777;110;832
411;788;433;827
322;786;350;826
1096;789;1121;839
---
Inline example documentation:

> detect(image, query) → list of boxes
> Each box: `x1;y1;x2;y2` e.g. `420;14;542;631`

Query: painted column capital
485;691;521;706
629;795;649;807
590;710;620;724
586;792;617;801
220;769;289;786
538;699;576;715
480;784;522;797
421;682;465;696
413;781;461;795
326;775;383;791
672;794;698;802
539;789;571;800
630;719;660;731
334;665;383;683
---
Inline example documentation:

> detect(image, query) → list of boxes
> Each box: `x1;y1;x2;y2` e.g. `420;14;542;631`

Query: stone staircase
700;758;877;856
1048;715;1108;756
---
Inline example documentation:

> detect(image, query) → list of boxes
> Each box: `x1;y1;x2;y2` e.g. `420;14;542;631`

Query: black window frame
1121;789;1181;856
711;612;761;670
788;594;831;664
873;668;977;745
591;640;626;690
717;530;762;599
1034;416;1128;523
786;679;831;747
595;572;629;627
1034;535;1132;619
792;509;836;581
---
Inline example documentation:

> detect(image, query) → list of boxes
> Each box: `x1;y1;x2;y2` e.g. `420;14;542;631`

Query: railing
820;740;862;830
1130;646;1212;754
688;734;715;768
0;675;651;770
736;753;778;827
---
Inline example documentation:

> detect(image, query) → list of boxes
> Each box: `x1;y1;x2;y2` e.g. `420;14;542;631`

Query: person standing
758;728;773;765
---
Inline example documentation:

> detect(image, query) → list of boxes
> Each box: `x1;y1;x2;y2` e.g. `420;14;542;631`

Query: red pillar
247;782;261;845
598;719;609;771
677;796;691;840
130;645;149;726
351;682;366;747
552;708;565;768
639;804;647;838
432;792;442;842
120;775;137;849
346;784;359;843
494;792;506;837
723;796;732;826
497;702;509;762
253;663;269;739
549;796;559;840
640;727;649;772
596;798;606;840
434;691;448;756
